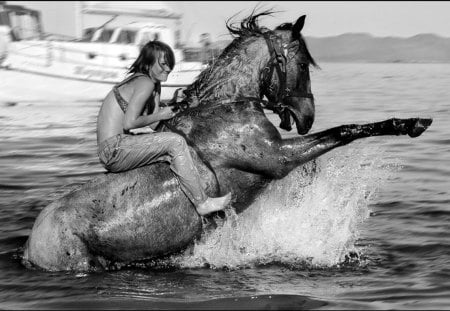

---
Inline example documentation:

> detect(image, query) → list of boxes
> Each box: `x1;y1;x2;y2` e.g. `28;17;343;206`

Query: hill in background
186;33;450;64
305;33;450;63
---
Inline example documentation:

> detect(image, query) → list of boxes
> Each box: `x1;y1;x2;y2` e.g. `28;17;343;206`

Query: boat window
138;32;160;47
116;30;136;44
139;32;152;46
1;5;42;40
95;28;114;43
81;27;96;42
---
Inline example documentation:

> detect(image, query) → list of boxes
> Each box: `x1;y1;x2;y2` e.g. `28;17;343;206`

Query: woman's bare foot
196;192;232;216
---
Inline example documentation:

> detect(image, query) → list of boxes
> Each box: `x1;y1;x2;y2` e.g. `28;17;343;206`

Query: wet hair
128;40;175;75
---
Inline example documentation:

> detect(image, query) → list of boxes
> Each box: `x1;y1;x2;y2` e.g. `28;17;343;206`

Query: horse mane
184;9;317;101
226;10;272;37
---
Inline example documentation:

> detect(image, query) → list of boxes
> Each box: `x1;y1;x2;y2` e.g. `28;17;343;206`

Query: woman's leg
157;134;232;214
99;132;231;216
99;133;230;213
153;132;208;205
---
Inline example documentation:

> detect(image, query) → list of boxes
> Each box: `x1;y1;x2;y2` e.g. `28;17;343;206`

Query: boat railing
7;39;205;73
8;39;138;65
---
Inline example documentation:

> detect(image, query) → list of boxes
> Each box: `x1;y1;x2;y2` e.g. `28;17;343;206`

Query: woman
96;41;231;216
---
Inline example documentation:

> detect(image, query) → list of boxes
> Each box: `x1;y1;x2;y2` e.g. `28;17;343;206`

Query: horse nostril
297;117;314;135
297;127;309;135
306;118;313;130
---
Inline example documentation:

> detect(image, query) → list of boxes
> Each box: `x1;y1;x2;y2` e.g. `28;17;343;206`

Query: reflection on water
1;63;449;309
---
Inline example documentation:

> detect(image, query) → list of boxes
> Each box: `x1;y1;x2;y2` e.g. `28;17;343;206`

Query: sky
10;1;450;45
173;1;450;43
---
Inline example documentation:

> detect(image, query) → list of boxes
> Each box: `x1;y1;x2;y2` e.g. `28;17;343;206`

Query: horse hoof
408;118;433;138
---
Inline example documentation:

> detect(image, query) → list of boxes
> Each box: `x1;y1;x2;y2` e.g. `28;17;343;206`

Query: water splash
171;143;401;270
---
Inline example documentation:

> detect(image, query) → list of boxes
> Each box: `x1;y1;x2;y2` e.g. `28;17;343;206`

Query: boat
0;2;205;102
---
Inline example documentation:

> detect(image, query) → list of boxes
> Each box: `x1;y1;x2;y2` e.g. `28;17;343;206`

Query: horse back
164;99;282;212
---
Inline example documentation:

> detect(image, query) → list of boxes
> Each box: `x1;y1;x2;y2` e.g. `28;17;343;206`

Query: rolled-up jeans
97;132;207;206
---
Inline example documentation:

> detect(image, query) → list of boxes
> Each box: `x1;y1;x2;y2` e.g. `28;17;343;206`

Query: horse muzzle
278;96;315;135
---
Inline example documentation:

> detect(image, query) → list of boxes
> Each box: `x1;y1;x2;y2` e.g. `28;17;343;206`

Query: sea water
0;63;449;309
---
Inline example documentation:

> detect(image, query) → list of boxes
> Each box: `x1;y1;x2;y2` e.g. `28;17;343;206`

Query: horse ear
292;15;306;39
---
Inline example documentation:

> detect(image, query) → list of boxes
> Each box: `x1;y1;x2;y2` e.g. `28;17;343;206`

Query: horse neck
193;36;269;103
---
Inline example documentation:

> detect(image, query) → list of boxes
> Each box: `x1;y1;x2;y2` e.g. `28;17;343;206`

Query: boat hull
1;40;204;102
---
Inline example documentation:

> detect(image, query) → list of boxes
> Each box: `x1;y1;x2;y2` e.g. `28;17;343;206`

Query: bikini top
113;73;159;114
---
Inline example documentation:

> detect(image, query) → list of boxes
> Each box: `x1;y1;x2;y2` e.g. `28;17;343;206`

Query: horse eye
298;63;308;71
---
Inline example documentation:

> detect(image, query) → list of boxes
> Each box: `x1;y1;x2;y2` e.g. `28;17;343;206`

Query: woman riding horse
22;11;432;271
96;40;231;216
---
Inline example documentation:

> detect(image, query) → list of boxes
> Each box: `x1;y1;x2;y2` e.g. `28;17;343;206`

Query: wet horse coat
23;13;432;271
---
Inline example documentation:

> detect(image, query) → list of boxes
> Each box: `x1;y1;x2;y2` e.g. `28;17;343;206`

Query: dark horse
23;12;432;271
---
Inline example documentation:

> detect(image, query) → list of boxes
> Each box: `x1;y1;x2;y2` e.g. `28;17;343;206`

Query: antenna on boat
184;22;197;47
96;15;118;31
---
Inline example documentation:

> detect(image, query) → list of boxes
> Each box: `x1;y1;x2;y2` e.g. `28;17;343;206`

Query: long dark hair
128;40;175;75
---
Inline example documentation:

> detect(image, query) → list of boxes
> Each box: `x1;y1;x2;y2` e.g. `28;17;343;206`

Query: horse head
260;15;318;134
183;11;318;135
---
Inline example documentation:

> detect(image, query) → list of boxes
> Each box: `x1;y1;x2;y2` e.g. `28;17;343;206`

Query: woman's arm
123;78;175;131
149;84;161;130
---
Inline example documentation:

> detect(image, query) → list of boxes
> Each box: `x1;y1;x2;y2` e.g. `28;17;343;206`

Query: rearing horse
182;11;317;134
23;12;432;272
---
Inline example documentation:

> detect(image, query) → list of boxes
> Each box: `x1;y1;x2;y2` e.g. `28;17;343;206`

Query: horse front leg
236;117;432;179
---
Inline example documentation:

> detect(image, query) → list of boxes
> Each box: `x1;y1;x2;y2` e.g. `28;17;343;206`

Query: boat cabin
82;22;176;50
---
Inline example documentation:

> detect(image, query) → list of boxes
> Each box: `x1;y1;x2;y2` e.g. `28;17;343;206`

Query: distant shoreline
187;33;450;64
311;60;450;64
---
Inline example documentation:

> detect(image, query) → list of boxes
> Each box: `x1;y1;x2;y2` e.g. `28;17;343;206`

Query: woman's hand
158;106;177;120
129;126;155;135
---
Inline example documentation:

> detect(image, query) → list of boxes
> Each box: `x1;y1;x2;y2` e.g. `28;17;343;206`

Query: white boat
0;2;205;102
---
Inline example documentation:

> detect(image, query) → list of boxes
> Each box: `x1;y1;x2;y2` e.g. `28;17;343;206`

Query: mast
74;1;83;39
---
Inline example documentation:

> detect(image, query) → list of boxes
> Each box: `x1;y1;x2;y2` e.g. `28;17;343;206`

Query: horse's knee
338;124;362;141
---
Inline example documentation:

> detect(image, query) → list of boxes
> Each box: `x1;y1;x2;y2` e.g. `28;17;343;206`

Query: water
1;63;449;309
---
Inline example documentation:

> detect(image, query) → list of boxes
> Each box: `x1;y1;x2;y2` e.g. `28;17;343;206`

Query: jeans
97;132;207;205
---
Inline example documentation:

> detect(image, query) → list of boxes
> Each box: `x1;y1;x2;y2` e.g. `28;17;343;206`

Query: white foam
171;143;401;269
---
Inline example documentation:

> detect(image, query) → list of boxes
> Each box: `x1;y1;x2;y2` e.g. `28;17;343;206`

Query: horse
22;12;432;272
182;12;317;135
